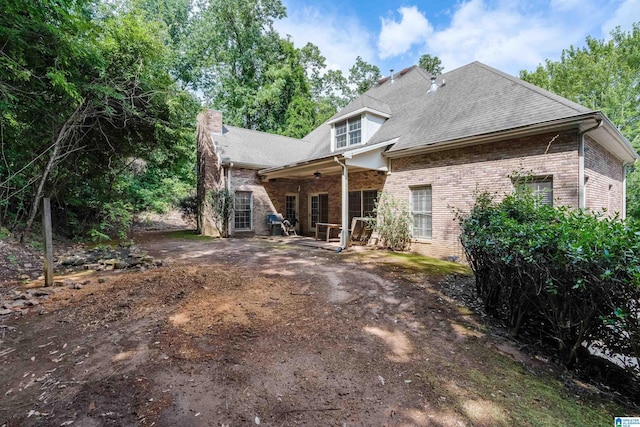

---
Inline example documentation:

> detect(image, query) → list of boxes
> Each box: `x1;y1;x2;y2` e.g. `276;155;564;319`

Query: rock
12;293;26;301
18;274;30;281
30;289;50;297
84;263;102;270
10;300;26;309
114;261;128;270
0;308;13;316
98;278;106;284
23;263;33;269
25;299;39;306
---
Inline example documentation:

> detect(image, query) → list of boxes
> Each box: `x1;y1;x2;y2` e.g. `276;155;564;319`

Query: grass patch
166;230;217;241
380;251;472;278
420;344;626;426
476;353;624;426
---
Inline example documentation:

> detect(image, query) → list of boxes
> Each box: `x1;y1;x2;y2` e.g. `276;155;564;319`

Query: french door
309;193;328;231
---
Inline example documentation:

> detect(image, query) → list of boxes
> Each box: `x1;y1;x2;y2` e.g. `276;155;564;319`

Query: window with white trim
411;186;432;239
234;191;252;230
334;117;361;149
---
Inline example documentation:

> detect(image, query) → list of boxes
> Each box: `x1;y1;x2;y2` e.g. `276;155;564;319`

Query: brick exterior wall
383;130;581;258
228;168;278;236
199;119;628;258
263;170;386;234
584;135;625;216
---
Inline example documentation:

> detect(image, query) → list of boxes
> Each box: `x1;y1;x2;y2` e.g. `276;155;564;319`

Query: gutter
578;119;603;210
383;113;600;159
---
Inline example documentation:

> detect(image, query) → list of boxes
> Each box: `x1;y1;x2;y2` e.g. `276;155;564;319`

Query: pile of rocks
57;244;165;273
0;245;166;318
0;287;54;317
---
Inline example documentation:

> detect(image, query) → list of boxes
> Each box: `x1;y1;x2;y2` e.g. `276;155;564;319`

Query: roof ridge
223;125;308;143
470;61;591;114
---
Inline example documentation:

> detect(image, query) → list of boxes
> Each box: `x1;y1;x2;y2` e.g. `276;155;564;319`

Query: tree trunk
21;103;84;243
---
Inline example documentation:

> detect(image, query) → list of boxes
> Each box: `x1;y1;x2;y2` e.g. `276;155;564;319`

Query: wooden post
42;197;53;287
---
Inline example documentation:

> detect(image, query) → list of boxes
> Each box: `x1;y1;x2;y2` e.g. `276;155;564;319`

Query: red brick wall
383;130;580;258
584;136;625;216
229;168;278;236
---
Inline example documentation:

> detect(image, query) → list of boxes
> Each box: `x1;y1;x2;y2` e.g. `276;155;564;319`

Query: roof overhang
385;112;638;164
586;113;638;165
258;138;397;181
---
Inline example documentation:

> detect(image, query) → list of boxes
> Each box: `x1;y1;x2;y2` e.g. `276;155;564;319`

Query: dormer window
335;118;361;149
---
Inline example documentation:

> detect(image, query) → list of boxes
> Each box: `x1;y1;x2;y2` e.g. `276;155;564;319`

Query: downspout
334;157;349;249
578;119;603;209
227;163;233;237
623;165;628;219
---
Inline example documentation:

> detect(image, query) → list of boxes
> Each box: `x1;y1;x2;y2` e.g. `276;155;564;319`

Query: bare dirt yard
0;226;635;426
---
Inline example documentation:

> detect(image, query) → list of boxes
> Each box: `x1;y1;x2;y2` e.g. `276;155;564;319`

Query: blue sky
275;0;639;76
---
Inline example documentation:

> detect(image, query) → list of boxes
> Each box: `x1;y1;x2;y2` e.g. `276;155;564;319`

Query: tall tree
1;0;198;239
418;54;444;75
520;23;640;220
348;56;381;96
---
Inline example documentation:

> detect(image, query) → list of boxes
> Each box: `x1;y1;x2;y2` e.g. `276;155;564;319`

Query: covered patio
259;139;396;249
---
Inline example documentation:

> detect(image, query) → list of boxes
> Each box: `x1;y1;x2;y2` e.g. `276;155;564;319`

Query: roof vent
390;69;395;84
427;76;438;93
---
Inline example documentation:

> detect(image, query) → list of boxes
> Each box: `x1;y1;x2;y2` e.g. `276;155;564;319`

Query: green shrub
457;184;640;371
371;192;412;251
208;189;233;238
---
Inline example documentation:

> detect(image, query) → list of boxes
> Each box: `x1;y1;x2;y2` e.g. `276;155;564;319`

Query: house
196;61;638;258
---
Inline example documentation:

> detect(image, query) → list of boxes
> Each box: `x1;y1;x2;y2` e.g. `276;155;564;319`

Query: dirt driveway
0;231;621;426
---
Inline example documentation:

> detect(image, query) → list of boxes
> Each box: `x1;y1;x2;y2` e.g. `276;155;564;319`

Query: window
334;117;361;149
349;119;361;145
234;191;252;230
335;122;347;148
349;190;377;223
527;178;553;206
411;186;432;239
514;176;553;206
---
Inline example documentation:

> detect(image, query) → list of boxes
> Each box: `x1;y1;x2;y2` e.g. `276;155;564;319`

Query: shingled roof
213;125;313;168
214;61;634;170
307;62;598;157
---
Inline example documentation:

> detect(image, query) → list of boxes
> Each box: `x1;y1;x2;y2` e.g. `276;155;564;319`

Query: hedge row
457;186;640;370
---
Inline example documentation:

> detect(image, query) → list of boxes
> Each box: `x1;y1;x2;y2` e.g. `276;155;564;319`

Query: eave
384;112;638;164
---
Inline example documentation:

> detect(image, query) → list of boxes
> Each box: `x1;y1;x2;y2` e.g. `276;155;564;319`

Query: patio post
334;157;349;248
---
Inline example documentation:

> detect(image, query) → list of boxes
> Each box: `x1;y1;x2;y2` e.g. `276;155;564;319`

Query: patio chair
350;217;373;246
281;217;297;236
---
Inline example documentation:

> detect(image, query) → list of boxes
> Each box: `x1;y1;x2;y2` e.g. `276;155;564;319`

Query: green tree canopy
418;54;444;75
520;23;640;220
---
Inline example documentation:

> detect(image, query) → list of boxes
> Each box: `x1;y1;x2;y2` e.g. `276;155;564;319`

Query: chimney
390;69;395;84
427;76;438;93
205;110;223;135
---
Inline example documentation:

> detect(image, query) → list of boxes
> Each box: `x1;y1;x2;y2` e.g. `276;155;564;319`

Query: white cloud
601;0;640;36
378;6;433;59
275;3;376;73
419;0;597;75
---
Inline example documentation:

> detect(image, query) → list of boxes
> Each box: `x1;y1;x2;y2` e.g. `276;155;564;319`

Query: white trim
327;107;390;125
344;138;399;158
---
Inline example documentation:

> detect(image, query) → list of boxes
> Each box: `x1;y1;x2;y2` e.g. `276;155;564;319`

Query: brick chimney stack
204;110;223;134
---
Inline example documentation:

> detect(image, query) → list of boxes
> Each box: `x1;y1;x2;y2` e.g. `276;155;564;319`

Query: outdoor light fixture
314;171;321;179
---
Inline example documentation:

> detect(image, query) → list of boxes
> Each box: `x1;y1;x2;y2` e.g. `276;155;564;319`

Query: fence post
43;197;53;287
